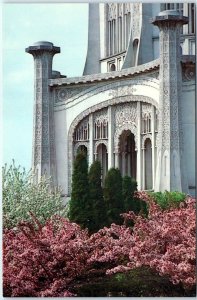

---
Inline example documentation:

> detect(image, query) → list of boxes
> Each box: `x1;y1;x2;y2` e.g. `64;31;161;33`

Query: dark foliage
70;267;195;297
104;168;124;225
69;152;91;229
88;160;107;233
122;176;139;213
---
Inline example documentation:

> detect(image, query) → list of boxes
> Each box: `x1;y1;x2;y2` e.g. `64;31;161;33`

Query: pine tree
104;168;123;226
69;151;91;229
88;160;106;233
122;176;140;213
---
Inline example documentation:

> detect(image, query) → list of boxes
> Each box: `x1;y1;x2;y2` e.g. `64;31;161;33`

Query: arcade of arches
73;101;158;191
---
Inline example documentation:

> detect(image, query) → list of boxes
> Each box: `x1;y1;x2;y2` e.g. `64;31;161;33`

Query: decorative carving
131;3;141;39
56;86;94;102
118;3;123;17
108;3;117;20
109;85;137;98
124;3;131;13
154;20;185;197
74;117;89;142
32;50;57;181
115;103;137;127
67;94;159;194
141;103;152;117
93;108;108;123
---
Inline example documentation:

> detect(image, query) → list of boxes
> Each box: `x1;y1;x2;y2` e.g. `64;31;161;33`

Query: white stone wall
54;109;68;194
53;76;160;195
181;81;196;196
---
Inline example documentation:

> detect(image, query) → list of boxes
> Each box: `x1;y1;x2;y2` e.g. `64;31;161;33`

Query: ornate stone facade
27;5;195;198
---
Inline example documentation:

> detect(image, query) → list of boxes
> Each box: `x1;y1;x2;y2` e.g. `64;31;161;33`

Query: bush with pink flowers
88;192;196;289
3;192;196;297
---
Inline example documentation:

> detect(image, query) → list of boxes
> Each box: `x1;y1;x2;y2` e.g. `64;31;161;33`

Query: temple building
26;3;196;197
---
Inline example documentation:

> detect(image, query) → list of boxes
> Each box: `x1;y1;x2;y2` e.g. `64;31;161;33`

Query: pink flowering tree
88;192;196;289
3;192;196;297
3;214;90;297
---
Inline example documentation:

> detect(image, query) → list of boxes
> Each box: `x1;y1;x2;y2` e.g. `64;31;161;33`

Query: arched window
133;39;139;66
97;143;108;184
77;145;88;158
103;120;108;138
141;113;151;133
155;112;158;132
94;119;108;139
110;63;116;71
144;138;152;190
97;121;101;139
74;119;89;142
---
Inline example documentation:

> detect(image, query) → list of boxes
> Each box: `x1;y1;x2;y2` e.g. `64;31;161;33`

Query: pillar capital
151;10;188;28
26;41;60;56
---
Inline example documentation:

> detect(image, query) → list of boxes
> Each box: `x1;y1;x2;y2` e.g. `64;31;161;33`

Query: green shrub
69;152;91;229
122;176;140;213
3;162;66;229
104;168;123;225
149;191;186;210
88;160;107;233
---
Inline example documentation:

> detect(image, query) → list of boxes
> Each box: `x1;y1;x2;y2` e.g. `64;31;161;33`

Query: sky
2;3;89;170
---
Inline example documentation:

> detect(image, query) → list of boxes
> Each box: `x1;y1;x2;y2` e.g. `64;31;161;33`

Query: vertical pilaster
115;152;119;168
136;101;142;190
89;113;94;166
152;11;188;192
142;148;145;190
122;154;126;176
151;106;155;189
108;106;114;169
128;154;131;176
26;41;60;185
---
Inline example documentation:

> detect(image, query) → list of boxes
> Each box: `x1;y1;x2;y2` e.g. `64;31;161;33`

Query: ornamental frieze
141;103;152;117
115;103;137;127
56;87;91;102
108;3;117;20
108;85;137;98
93;108;108;123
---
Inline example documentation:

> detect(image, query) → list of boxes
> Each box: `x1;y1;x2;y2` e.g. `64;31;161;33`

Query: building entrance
119;130;136;179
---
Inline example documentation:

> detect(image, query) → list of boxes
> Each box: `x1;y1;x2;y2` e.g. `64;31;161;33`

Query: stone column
89;114;94;166
142;148;145;190
114;152;119;168
136;102;142;190
26;41;60;185
108;106;114;169
151;106;155;190
151;11;188;192
122;153;126;176
128;153;131;176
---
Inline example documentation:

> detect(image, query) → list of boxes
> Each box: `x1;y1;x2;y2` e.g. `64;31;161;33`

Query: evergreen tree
104;168;123;226
88;160;106;233
122;176;140;214
69;151;91;229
